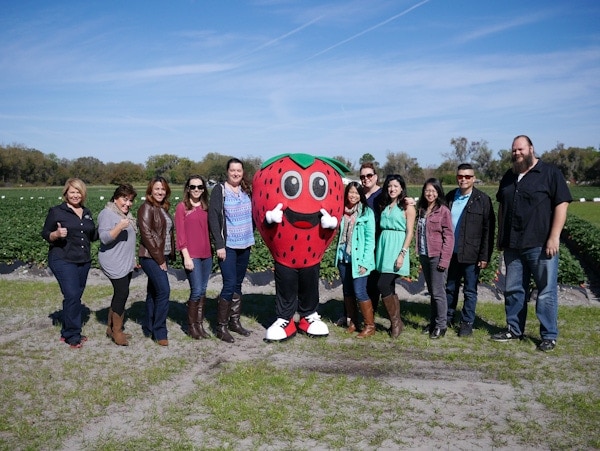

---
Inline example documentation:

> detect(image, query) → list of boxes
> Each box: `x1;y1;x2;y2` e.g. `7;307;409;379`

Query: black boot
228;293;251;336
216;297;234;343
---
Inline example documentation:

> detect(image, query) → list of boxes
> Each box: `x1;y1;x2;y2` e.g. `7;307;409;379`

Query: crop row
0;189;592;286
562;215;600;275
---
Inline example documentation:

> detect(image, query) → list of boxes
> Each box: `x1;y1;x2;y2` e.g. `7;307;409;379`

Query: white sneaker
264;318;297;342
298;312;329;337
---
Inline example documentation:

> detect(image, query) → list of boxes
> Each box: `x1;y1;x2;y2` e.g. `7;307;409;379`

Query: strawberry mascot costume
252;153;348;341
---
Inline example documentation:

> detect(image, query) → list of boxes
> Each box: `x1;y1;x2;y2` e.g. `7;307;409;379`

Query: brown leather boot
196;296;210;339
216;297;234;343
382;293;404;338
110;311;129;346
228;293;251;336
106;307;113;339
356;300;376;338
107;307;131;339
187;300;202;339
343;296;358;333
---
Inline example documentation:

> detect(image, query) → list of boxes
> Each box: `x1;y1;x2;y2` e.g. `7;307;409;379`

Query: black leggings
377;272;398;298
109;273;132;315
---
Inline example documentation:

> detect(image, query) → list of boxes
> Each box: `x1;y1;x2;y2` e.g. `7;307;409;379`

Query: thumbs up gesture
56;222;67;239
320;209;337;229
266;203;284;224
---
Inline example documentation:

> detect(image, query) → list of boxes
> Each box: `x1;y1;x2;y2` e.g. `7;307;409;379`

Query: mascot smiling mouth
284;208;320;229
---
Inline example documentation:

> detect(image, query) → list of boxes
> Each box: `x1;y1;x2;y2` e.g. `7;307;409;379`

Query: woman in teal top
375;174;416;338
336;182;376;338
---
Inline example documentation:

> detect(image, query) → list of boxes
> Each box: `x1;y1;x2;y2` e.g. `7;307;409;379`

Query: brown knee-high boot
216;297;234;343
196;296;210;339
356;301;376;338
382;294;404;338
228;293;251;336
106;307;113;339
343;296;358;333
187;300;202;339
110;311;129;346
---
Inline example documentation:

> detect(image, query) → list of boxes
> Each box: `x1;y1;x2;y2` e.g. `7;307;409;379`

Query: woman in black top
41;178;98;348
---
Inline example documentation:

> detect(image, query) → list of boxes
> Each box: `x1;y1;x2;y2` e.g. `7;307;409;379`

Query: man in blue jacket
445;163;495;337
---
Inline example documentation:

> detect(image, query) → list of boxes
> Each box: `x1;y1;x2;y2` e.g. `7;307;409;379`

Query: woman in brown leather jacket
138;177;175;346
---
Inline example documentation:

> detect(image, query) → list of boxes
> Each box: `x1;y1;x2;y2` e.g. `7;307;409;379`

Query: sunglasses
359;173;375;180
456;175;474;180
188;184;205;190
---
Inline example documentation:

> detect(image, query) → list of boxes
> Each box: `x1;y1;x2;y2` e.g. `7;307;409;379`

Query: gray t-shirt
98;207;137;279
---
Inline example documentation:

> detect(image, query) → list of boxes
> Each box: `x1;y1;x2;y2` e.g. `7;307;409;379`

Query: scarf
342;205;358;256
105;201;137;232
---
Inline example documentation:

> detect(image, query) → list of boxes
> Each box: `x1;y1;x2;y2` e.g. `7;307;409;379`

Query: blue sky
1;0;599;168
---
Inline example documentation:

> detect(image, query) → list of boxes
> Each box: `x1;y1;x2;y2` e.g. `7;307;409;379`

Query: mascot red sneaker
252;153;348;342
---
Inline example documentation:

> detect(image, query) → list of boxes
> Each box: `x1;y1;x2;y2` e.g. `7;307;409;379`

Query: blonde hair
62;178;87;205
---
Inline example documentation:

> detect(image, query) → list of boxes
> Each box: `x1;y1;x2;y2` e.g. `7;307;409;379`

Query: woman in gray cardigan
98;184;138;346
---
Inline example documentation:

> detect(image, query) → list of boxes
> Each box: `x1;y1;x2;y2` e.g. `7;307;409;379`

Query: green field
1;185;599;283
568;202;600;227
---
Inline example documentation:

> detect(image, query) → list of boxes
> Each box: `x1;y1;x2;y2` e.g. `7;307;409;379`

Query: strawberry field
1;185;600;286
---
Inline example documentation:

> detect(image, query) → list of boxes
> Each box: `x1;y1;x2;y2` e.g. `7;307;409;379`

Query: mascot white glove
266;203;284;224
320;208;338;229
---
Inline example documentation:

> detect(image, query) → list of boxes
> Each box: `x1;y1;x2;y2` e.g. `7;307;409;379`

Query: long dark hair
183;175;209;211
345;181;369;216
417;178;446;217
226;158;252;196
145;176;171;211
378;174;407;211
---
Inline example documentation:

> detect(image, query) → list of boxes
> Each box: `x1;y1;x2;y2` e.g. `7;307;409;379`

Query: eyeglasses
424;190;437;194
456;174;474;180
188;184;205;190
359;173;375;181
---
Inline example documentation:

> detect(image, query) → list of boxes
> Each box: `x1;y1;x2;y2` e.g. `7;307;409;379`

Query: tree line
1;138;599;187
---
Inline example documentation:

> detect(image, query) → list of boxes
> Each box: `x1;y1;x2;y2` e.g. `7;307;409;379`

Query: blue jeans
446;254;480;324
338;261;369;301
49;256;91;345
186;257;212;300
218;247;251;301
420;255;448;329
503;247;559;340
140;257;170;340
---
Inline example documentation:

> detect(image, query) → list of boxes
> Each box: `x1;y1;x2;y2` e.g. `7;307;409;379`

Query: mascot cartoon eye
309;172;328;200
282;170;303;199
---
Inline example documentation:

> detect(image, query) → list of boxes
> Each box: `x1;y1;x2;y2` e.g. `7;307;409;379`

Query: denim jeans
420;255;448;329
49;256;91;345
186;257;212;300
446;254;480;324
140;257;170;340
337;261;369;301
503;247;559;340
218;247;250;301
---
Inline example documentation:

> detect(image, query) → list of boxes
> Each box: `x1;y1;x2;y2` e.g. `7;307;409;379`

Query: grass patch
0;279;598;449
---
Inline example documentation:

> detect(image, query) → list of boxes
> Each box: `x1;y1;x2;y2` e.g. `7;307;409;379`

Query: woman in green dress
375;174;416;338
